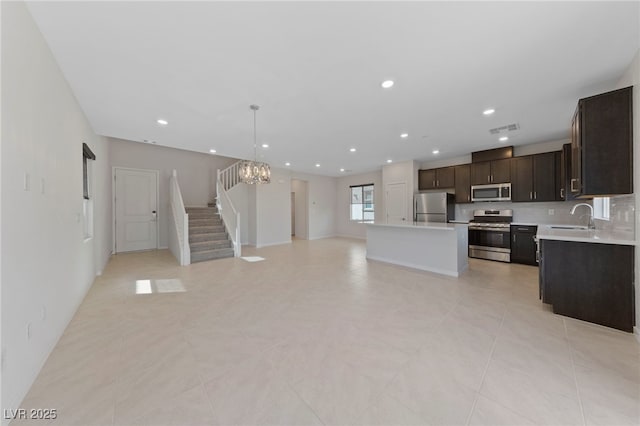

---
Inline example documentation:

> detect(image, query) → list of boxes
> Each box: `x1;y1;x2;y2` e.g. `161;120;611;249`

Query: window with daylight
350;184;374;222
82;143;96;239
592;197;610;221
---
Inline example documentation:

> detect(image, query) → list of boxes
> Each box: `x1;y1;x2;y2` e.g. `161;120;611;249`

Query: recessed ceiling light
340;168;345;172
285;162;291;166
209;149;216;153
349;148;356;152
386;159;393;163
315;163;321;167
433;150;440;155
483;109;495;116
499;136;509;142
262;144;269;148
381;80;394;89
157;119;168;126
400;133;409;138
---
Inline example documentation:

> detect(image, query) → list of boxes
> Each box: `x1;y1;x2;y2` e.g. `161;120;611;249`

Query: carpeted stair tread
191;247;235;263
190;240;232;252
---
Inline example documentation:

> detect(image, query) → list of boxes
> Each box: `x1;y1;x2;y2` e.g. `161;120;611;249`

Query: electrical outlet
548;209;555;215
26;323;32;340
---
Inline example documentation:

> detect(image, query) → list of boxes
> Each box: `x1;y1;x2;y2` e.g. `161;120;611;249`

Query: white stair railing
217;169;241;257
169;170;190;265
218;161;242;191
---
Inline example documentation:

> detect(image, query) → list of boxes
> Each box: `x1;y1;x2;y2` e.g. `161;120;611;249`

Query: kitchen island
365;222;468;277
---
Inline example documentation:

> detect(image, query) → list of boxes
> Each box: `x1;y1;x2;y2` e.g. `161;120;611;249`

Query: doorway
291;192;295;236
385;182;407;224
113;167;159;253
291;179;308;239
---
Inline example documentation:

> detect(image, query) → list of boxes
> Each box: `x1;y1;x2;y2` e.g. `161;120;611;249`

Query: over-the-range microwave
471;183;511;202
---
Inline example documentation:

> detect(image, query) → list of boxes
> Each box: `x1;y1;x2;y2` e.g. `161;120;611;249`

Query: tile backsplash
600;194;635;234
456;195;635;238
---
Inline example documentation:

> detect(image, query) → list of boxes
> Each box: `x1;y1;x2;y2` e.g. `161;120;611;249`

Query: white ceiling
27;1;639;176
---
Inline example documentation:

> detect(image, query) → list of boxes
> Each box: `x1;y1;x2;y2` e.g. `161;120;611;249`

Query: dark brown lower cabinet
539;239;635;332
510;225;537;265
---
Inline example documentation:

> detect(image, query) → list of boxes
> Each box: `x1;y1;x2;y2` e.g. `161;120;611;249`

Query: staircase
187;206;235;263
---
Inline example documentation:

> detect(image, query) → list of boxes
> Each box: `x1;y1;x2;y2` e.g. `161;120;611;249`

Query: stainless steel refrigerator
414;192;455;223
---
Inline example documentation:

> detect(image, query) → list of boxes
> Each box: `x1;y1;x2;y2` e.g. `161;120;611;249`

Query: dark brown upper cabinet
511;156;533;202
454;164;471;203
471;159;511;185
571;86;633;197
418;167;455;190
559;144;576;201
511;153;556;202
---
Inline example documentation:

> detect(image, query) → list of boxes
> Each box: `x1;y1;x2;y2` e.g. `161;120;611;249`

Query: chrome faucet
570;203;595;229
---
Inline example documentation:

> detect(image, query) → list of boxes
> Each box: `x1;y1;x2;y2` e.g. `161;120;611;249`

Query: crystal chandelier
238;104;271;184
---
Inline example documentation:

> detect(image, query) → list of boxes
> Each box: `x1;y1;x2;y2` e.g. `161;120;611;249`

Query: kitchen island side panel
365;223;468;277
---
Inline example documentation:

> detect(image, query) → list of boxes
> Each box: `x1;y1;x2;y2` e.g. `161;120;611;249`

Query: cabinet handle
437;180;439;187
513;234;516;243
433;180;435;187
468;194;470;202
534;191;537;200
487;175;490;183
529;191;533;200
570;178;579;192
560;188;564;198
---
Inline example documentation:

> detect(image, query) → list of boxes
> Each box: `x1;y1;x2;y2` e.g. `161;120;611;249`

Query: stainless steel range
468;209;513;263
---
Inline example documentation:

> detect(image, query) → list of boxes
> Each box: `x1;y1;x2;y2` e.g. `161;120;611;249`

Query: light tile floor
16;238;640;426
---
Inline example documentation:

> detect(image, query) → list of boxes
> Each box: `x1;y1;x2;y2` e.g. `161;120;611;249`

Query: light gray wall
420;139;569;170
335;170;383;239
109;137;237;248
1;2;112;415
255;168;292;247
291;172;337;240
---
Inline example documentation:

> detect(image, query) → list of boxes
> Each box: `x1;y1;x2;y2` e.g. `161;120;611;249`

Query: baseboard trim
308;234;338;241
366;254;460;277
335;233;366;240
158;246;169;250
256;240;292;248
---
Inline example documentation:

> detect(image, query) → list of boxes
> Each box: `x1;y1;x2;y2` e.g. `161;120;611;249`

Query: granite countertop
536;225;635;246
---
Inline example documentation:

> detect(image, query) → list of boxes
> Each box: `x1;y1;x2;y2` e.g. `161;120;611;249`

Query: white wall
256;168;292;247
291;172;337;240
228;183;250;245
1;1;112;415
109;138;237;248
291;179;308;239
615;48;640;335
335;170;383;239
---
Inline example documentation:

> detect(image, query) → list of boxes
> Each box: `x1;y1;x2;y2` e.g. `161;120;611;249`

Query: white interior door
385;182;407;224
115;168;158;252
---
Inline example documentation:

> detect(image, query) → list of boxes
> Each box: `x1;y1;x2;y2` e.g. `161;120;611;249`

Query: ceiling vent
489;123;520;135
